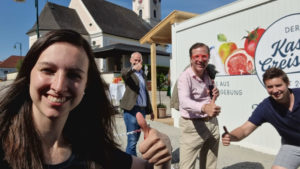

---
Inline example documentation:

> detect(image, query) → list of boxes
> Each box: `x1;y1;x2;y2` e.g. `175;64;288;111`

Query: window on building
139;10;142;17
153;10;156;18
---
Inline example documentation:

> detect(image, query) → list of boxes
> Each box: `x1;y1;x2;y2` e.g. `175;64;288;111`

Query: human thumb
136;112;150;139
222;126;229;137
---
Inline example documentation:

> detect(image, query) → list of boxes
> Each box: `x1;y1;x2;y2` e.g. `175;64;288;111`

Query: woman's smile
47;95;67;104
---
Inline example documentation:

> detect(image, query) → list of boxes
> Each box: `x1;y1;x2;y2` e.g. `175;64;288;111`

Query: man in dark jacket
120;52;153;156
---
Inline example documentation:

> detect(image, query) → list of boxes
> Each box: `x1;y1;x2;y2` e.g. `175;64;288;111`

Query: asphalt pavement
114;114;276;169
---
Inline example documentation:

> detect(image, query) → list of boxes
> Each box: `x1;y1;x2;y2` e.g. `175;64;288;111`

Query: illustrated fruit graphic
225;49;254;75
244;28;265;58
218;42;237;63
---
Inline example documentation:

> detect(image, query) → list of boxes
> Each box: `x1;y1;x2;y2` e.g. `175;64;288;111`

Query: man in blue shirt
222;67;300;169
120;52;154;156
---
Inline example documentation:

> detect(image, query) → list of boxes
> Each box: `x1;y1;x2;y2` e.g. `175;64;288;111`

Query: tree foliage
16;59;23;71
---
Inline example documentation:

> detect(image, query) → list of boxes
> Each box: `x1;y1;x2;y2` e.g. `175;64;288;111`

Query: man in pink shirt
178;42;221;169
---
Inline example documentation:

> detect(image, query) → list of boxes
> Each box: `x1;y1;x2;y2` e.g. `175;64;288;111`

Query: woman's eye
68;72;82;80
41;68;54;74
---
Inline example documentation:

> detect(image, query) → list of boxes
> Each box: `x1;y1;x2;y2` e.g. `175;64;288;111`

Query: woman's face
29;42;89;120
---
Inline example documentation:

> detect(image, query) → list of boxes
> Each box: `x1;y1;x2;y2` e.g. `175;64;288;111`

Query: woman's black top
0;147;132;169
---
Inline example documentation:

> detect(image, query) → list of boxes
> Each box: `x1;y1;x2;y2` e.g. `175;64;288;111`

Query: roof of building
0;56;24;68
82;0;152;40
27;0;152;40
140;10;199;45
27;2;88;35
93;43;170;58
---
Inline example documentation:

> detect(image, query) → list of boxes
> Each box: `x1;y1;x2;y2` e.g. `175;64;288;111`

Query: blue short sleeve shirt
248;88;300;146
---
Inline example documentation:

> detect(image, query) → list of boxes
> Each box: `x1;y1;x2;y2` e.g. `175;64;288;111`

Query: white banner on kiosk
255;13;300;89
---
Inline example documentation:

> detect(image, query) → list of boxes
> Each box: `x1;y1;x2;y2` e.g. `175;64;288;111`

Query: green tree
157;73;167;107
16;59;23;71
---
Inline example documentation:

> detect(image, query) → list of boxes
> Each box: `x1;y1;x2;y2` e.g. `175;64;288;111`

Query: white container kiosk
171;0;300;155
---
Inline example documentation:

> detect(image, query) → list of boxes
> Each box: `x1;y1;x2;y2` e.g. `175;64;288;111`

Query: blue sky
0;0;237;61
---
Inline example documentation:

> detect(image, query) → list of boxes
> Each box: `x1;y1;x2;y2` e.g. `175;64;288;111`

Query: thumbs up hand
202;101;221;117
136;112;150;139
203;85;221;117
222;126;231;146
136;112;172;167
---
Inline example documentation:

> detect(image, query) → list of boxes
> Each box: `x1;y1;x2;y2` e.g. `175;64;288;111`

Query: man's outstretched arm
222;121;257;146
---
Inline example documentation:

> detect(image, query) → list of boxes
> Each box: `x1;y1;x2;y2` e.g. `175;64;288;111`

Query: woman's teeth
48;95;66;103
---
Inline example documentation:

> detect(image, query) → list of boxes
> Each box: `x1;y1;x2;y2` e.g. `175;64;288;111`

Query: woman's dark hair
189;42;210;58
0;29;118;169
263;67;289;85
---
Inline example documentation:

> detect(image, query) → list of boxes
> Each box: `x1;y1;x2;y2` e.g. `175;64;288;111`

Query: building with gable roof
27;0;169;79
0;55;24;80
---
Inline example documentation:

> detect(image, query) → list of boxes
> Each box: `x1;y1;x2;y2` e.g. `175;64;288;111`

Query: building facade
27;0;169;76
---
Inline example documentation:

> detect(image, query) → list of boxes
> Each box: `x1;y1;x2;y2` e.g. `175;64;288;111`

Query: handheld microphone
209;85;214;99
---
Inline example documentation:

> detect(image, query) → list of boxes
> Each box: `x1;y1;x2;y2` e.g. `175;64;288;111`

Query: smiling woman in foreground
0;29;171;169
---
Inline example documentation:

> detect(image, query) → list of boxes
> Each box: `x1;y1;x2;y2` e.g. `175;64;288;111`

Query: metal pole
14;42;22;56
35;0;40;38
20;43;22;56
13;0;39;37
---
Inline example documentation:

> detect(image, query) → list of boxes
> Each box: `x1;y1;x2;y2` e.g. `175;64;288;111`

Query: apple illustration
217;33;237;63
218;42;237;63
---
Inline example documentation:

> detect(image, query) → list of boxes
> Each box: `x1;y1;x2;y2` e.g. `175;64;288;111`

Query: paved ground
114;114;276;169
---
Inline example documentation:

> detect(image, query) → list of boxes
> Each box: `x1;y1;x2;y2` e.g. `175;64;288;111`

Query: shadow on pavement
171;147;264;169
223;162;264;169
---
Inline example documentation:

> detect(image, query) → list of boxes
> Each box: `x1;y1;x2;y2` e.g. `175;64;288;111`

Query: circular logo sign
255;13;300;88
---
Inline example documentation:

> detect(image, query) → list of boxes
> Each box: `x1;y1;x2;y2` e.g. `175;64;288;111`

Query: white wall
69;0;101;34
7;72;18;80
0;68;17;80
171;0;300;155
132;0;161;26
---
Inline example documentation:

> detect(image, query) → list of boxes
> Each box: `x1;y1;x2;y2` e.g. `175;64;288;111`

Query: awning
93;43;170;58
140;10;198;45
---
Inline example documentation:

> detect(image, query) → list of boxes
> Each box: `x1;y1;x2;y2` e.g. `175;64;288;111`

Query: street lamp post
14;0;40;38
35;0;40;38
14;42;22;56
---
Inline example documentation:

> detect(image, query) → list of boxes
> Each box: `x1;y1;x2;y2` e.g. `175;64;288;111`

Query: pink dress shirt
178;66;212;119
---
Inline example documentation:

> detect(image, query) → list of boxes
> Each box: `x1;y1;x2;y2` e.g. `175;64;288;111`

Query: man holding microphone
178;42;221;169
